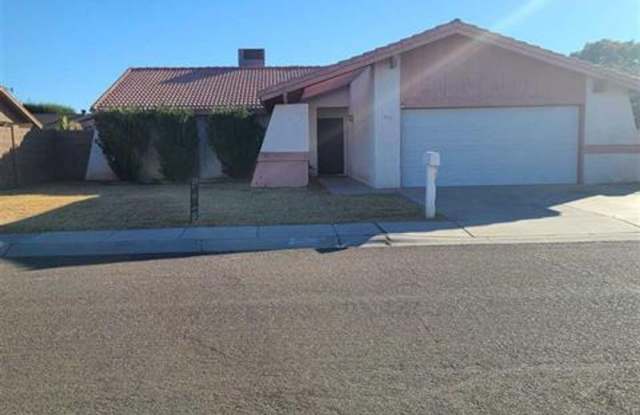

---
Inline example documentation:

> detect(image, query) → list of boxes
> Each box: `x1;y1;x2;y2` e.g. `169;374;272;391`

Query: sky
1;0;639;112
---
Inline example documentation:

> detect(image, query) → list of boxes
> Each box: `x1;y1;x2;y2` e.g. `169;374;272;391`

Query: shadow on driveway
401;183;640;227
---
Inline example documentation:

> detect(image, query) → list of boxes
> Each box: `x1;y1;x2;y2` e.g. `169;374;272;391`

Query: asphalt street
1;242;640;414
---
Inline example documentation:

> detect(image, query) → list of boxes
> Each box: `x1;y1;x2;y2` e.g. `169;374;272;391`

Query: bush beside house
94;109;265;182
94;110;154;182
207;110;265;178
152;110;198;182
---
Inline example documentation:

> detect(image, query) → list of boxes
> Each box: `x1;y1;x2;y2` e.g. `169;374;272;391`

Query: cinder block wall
0;126;92;189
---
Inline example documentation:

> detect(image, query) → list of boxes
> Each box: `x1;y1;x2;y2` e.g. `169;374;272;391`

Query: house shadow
400;182;640;228
3;252;208;272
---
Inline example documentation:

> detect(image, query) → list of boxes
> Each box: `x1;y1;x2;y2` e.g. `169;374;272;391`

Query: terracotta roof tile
93;66;321;111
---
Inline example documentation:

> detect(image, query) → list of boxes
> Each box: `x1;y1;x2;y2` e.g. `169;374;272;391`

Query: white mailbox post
423;151;440;219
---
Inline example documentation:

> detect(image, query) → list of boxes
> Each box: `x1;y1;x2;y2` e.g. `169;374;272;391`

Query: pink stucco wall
400;34;586;108
251;152;309;187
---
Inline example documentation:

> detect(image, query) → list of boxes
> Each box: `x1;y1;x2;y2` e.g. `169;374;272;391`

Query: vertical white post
423;151;440;219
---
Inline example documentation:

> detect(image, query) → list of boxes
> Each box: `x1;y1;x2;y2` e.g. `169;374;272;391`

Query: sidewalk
2;219;639;258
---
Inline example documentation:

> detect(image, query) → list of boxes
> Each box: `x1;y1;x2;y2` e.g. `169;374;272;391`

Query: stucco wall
251;104;310;187
348;67;375;184
85;129;118;181
196;116;224;179
583;78;640;183
584;153;640;184
372;58;402;188
259;104;309;152
584;79;638;145
401;34;586;108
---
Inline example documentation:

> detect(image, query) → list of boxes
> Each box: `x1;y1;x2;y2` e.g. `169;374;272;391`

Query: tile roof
92;66;321;112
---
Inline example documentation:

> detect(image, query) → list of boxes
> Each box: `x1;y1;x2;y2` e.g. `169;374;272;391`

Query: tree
571;39;640;128
23;102;76;115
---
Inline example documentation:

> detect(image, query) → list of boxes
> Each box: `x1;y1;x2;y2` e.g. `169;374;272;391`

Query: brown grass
0;180;422;233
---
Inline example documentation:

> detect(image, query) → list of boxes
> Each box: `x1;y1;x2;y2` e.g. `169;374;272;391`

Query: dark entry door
317;118;344;175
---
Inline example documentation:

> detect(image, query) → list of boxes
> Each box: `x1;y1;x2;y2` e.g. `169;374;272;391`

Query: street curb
384;233;640;248
2;232;639;259
3;239;202;258
0;241;8;257
1;236;343;258
2;221;639;259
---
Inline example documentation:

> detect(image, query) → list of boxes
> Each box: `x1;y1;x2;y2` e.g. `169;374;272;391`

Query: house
0;87;44;188
0;89;95;188
91;51;319;180
0;86;42;129
93;20;640;187
254;19;640;188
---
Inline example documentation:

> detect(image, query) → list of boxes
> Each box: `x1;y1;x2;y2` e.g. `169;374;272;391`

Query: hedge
94;110;153;182
153;110;198;182
206;109;265;178
24;102;76;115
94;109;198;182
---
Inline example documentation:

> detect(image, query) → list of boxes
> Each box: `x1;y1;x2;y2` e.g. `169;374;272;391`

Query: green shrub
24;102;76;115
94;110;153;181
207;109;265;178
95;109;200;182
152;110;198;182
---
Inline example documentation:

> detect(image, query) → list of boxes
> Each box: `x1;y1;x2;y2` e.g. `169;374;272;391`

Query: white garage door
401;106;579;187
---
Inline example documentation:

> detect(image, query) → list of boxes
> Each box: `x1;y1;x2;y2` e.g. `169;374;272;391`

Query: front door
317;118;344;175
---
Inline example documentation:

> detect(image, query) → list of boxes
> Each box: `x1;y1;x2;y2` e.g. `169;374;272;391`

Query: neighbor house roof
92;66;321;112
0;86;43;128
259;19;640;102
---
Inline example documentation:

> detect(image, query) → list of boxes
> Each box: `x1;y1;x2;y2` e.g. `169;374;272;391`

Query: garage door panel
401;107;578;187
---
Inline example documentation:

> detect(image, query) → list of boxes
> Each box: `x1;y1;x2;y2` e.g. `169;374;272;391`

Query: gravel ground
1;242;640;414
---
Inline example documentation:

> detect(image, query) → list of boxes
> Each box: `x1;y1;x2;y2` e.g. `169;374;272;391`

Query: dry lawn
0;180;422;233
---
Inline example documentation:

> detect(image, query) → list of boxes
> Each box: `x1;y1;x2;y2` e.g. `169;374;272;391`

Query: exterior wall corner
371;58;402;189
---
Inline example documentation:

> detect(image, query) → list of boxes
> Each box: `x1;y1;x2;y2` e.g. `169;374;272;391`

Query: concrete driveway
401;183;640;238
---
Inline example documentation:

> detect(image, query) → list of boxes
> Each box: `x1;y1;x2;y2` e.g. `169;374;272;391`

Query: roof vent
238;49;265;67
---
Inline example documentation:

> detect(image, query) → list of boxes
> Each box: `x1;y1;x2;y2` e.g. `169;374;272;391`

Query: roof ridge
92;64;322;111
258;21;463;98
129;65;324;71
259;19;640;100
91;68;133;111
457;21;640;81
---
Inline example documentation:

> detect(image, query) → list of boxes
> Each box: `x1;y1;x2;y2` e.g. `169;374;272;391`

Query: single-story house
90;54;319;180
93;20;640;187
0;87;44;188
0;86;42;129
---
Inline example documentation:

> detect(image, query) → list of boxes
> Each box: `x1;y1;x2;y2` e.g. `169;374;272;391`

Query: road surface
1;242;639;413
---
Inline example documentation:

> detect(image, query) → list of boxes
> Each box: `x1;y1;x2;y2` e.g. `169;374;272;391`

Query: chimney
238;49;265;67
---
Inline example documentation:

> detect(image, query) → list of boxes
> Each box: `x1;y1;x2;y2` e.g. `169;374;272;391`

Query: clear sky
2;0;638;112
